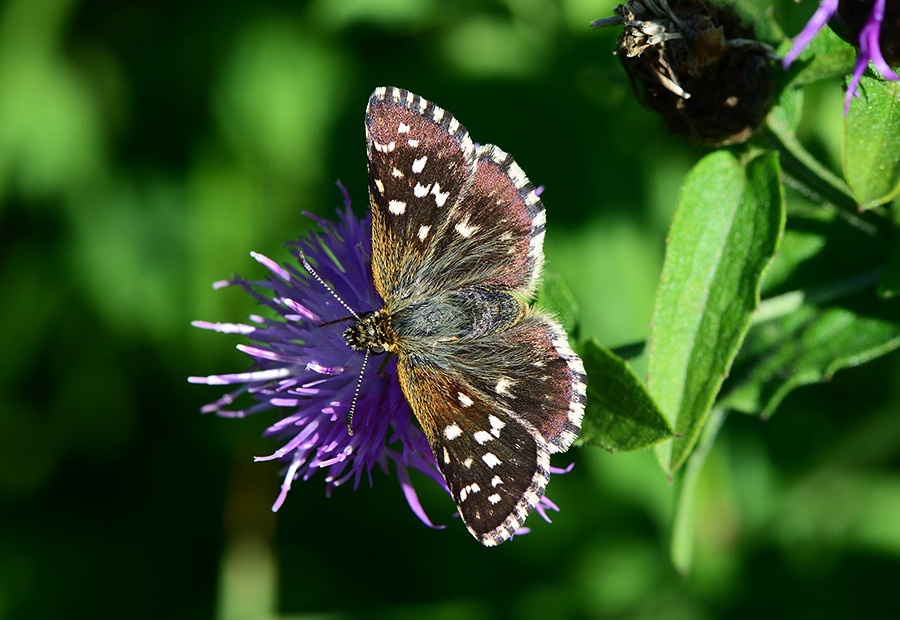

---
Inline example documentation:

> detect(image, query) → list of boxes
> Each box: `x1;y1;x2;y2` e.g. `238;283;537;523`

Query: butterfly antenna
297;249;360;321
298;249;368;436
345;348;370;436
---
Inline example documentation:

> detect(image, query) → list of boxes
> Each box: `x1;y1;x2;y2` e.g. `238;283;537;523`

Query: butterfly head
343;309;395;354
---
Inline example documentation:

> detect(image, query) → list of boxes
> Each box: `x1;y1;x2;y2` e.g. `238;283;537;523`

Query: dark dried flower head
593;0;774;145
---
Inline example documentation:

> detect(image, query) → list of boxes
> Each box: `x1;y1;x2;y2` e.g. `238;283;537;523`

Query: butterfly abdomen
392;287;525;344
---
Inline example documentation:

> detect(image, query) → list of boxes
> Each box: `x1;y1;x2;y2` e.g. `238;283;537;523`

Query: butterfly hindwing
395;310;585;545
440;311;586;453
397;356;552;546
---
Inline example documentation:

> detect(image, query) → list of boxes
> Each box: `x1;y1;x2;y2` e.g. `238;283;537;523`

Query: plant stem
750;268;882;326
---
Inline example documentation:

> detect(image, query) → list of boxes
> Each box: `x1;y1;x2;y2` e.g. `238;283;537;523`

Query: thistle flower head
189;188;562;535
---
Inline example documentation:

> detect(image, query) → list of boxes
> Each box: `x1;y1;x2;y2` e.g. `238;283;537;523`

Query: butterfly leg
376;351;395;377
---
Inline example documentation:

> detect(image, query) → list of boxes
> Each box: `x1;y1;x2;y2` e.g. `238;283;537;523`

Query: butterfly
345;86;586;546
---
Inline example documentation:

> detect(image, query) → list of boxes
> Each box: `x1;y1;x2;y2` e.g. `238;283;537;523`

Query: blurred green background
2;0;899;618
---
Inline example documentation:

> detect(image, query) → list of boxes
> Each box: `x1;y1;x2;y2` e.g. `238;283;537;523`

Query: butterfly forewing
423;145;546;295
366;88;546;300
365;87;475;298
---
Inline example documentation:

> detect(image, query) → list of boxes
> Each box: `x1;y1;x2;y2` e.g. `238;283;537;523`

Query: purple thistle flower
189;186;562;535
784;0;900;114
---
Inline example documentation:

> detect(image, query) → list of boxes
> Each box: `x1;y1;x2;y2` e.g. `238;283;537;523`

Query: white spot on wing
408;138;419;147
444;424;462;440
388;200;406;215
482;452;501;468
463;457;473;469
473;430;493;445
458;392;473;407
414;182;430;197
455;219;478;238
443;447;450;464
398;122;410;133
495;378;513;396
491;475;503;487
488;493;501;505
418;225;431;241
374;140;396;153
431;183;450;207
412;156;428;174
374;179;384;194
529;230;546;257
488;415;505;437
391;167;404;178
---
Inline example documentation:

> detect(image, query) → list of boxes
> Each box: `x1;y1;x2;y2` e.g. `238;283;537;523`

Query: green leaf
844;76;900;210
878;241;900;299
670;407;727;577
577;337;674;452
768;84;804;134
648;151;785;474
537;272;580;339
722;203;897;416
781;26;856;88
756;208;884;298
723;295;900;417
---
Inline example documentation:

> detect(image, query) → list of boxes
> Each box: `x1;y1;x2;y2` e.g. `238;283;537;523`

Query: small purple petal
395;458;445;529
272;459;304;511
281;297;322;323
845;53;870;114
235;344;299;363
306;361;346;375
251;251;291;281
190;320;257;335
190;367;294;385
784;0;840;68
551;462;575;475
862;0;900;79
336;180;353;210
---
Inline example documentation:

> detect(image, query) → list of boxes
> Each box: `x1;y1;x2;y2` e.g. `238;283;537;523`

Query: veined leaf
649;151;785;474
844;76;900;210
578;337;673;452
724;295;900;418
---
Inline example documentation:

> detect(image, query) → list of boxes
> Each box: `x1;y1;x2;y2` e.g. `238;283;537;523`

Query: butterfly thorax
392;287;526;344
343;310;397;353
344;287;526;355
